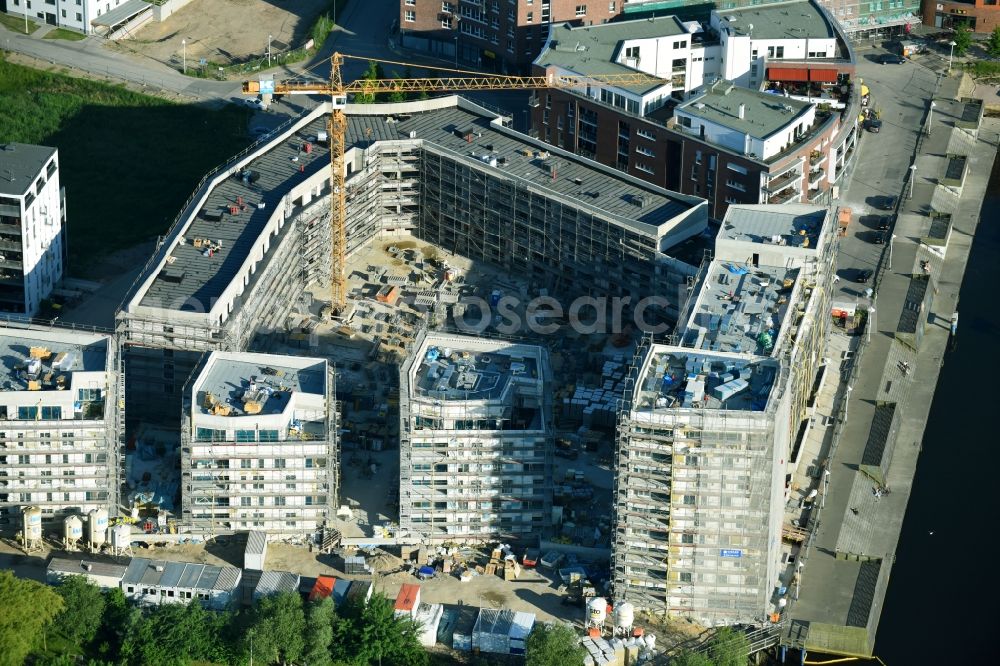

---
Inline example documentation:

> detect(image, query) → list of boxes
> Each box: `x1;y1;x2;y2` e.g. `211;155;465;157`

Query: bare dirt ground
126;0;329;68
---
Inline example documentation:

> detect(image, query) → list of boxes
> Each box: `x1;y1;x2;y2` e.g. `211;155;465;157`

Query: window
636;145;655;158
681;533;694;544
726;180;746;192
575;5;586;16
235;430;255;443
682;495;696;505
76;12;81;20
625;46;639;60
196;428;225;442
727;162;748;175
17;406;37;420
695;150;702;165
680;572;693;583
41;406;61;420
404;10;415;21
673;40;685;49
258;430;279;442
274;458;287;469
78;388;102;402
441;18;451;28
608;1;615;10
61;9;66;17
405;0;414;4
635;163;654;174
636;128;656;141
526;11;533;22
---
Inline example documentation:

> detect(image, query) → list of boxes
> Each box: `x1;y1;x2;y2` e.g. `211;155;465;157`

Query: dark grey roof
716;1;834;40
121;557;240;592
0;143;56;197
860;402;896;467
254;570;300;596
677;82;812;140
720;204;828;247
390;106;694;228
897;274;930;335
48;557;128;580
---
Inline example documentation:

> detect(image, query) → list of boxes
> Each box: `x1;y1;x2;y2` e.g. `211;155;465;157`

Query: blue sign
258;79;275;95
720;549;743;558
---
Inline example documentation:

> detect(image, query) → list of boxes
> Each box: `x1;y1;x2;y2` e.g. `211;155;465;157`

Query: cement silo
63;514;84;548
87;508;108;550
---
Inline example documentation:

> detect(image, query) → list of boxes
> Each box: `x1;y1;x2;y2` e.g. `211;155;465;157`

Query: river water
864;143;1000;663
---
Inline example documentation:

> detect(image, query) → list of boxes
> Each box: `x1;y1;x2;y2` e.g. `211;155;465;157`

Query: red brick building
922;0;1000;32
398;0;623;73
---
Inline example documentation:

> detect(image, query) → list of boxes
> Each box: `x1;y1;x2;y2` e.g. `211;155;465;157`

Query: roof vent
154;565;165;573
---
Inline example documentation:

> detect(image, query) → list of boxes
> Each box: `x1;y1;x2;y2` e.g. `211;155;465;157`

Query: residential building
612;203;836;624
922;0;1000;32
118;96;708;430
3;0;153;36
532;1;859;219
620;1;920;40
399;331;553;543
0;143;65;317
0;325;119;531
398;0;625;72
120;556;242;610
179;351;337;536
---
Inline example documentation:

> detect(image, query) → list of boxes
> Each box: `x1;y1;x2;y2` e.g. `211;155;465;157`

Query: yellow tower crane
244;52;661;315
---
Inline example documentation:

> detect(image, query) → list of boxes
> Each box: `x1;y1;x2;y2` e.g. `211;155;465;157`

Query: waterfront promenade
781;72;998;659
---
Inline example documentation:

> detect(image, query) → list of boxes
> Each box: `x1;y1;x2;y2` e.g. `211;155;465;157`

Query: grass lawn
0;56;251;274
0;12;39;34
43;28;86;41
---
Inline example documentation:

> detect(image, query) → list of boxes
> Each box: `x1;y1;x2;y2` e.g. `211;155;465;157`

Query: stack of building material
580;635;623;666
394;583;421;619
472;608;515;654
562;356;628;428
503;558;522;581
413;603;445;646
343;555;370;575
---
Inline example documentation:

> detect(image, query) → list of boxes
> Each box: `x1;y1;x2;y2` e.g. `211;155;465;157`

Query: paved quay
781;71;997;659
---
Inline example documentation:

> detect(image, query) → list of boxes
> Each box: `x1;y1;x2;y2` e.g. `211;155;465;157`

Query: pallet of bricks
580;636;630;666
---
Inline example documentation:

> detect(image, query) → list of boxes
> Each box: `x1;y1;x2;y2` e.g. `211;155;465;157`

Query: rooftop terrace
414;343;540;402
720;203;827;249
683;263;799;356
634;348;777;412
0;329;108;393
195;354;326;418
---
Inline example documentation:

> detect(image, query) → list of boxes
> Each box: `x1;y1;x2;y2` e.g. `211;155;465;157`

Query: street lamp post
909;164;917;199
867;298;876;343
889;233;897;269
948;40;957;73
268;34;272;68
182;39;187;74
927;100;936;136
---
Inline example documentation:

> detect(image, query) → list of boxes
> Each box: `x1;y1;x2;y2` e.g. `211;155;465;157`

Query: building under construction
612;204;836;625
179;351;337;536
0;324;119;531
117;96;708;428
398;330;552;543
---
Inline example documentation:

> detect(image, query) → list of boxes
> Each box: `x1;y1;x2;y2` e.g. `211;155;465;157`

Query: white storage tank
22;506;42;542
613;601;635;632
588;596;608;626
109;523;131;549
64;514;84;545
87;508;109;547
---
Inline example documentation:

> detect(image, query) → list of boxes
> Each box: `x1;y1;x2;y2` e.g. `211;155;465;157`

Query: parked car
879;54;906;65
880;195;898;211
244;96;265;110
873;232;886;245
865;118;883;133
855;269;874;283
877;215;893;231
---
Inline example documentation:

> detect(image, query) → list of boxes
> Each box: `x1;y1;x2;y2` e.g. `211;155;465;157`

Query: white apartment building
4;0;150;35
0;143;65;318
399;331;553;543
613;204;836;624
180;351;338;536
0;325;118;530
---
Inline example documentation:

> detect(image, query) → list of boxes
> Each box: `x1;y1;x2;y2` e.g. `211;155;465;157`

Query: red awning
769;67;809;82
809;69;840;83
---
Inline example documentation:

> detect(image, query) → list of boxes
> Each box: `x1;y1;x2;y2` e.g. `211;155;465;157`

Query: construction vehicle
243;53;660;315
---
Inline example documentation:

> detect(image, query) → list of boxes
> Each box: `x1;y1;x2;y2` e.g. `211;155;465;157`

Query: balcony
809;150;825;166
808;167;825;189
764;170;800;194
770;187;801;204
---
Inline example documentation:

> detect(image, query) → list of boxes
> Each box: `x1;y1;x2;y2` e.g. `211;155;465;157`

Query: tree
93;587;139;662
303;596;335;666
706;627;749;666
525;623;586;666
671;650;715;666
52;575;105;650
387;74;408;103
121;600;228;666
953;25;972;57
0;570;64;666
244;591;306;666
987;26;1000;59
339;593;427;666
354;61;387;104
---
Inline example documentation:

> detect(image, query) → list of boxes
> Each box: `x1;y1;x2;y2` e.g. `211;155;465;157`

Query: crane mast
243;53;660;316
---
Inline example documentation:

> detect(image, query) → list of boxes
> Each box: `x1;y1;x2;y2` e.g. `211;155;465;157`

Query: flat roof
195;352;326;417
720;203;828;248
684;263;799;356
121;557;241;592
390;105;697;228
717;1;834;40
635;347;778;412
677;82;812;140
0;327;109;393
0;143;56;197
91;0;151;27
414;344;540;402
134;100;702;314
534;16;684;94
